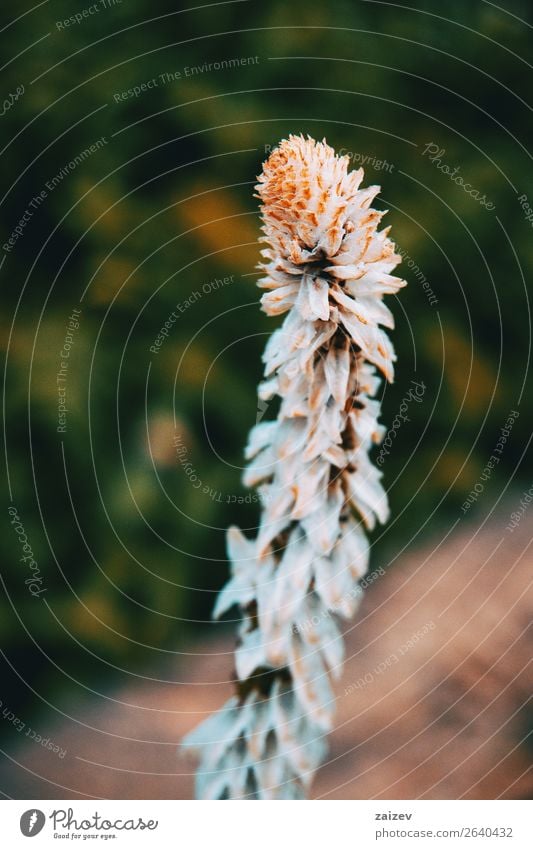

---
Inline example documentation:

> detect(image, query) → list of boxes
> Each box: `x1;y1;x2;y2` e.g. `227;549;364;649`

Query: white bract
183;135;405;799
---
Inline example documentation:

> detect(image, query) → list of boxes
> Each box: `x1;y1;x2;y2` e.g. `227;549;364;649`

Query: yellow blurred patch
170;344;215;388
426;326;496;417
178;184;258;271
67;591;128;647
73;178;133;241
431;448;478;491
87;256;140;307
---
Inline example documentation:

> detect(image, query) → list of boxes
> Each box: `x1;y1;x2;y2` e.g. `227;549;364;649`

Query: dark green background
1;0;531;730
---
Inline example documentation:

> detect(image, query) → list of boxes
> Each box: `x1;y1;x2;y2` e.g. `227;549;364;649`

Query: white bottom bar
1;800;531;848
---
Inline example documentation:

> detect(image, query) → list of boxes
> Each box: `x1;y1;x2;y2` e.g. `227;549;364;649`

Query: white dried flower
182;135;406;799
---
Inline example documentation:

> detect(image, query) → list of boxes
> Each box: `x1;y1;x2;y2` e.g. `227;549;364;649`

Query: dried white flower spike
182;135;406;799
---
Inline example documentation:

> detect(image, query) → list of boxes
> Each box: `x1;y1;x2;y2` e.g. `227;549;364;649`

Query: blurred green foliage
1;0;531;724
